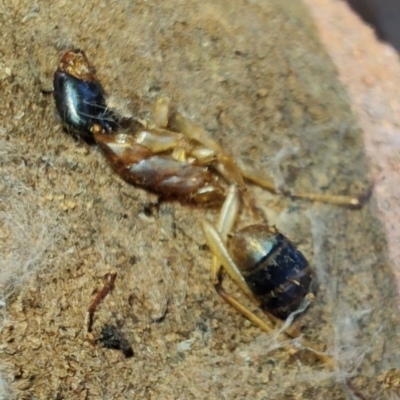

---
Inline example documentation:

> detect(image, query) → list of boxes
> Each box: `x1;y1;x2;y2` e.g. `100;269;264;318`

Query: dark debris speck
100;325;134;358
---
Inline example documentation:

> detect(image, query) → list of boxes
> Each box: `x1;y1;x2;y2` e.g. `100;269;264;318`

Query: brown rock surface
0;0;398;399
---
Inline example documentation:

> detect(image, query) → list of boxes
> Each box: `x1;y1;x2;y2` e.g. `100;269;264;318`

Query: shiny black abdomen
244;233;311;319
53;71;117;140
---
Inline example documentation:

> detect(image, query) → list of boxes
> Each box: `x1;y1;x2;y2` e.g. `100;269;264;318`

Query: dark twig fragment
86;272;117;333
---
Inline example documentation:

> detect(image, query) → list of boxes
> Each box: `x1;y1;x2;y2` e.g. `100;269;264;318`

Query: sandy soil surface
0;1;399;399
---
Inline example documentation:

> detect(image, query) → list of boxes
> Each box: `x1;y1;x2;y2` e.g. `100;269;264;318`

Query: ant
53;49;369;370
53;49;364;207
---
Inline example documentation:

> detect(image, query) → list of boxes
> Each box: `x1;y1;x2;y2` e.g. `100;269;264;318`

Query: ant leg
216;285;336;369
237;159;368;207
169;111;222;152
168;112;245;188
201;218;256;301
215;185;240;239
211;185;241;283
149;101;226;167
149;96;171;129
237;159;278;193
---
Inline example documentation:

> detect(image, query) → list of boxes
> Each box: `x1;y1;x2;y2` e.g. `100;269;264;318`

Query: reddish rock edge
304;0;400;288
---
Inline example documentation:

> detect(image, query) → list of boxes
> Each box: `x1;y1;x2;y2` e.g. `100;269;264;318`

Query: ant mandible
53;49;368;369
